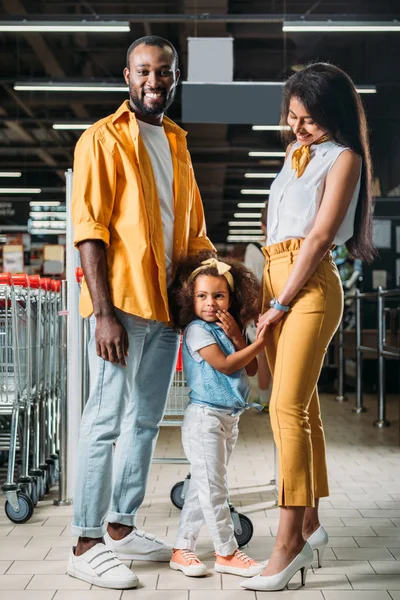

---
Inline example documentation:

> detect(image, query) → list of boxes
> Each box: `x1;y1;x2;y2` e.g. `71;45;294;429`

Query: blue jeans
72;309;179;538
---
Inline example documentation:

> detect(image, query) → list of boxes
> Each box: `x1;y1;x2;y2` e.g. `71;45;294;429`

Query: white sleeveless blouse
266;140;361;246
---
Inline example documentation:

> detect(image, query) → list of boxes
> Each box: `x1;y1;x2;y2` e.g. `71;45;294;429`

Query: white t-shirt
267;140;361;246
185;323;216;363
137;119;175;286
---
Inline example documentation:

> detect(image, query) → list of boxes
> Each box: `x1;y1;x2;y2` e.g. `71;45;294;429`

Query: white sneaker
105;528;173;562
67;543;138;589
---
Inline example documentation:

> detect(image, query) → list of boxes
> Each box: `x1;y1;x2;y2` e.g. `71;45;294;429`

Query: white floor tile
0;593;55;600
7;560;67;575
0;393;398;599
323;592;391;600
348;574;400;589
0;574;33;589
27;574;90;589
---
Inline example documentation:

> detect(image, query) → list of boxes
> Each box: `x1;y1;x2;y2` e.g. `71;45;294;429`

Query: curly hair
169;250;261;330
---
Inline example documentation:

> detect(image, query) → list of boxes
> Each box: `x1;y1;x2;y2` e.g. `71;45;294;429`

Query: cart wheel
31;479;39;507
235;514;254;548
5;492;34;524
35;474;45;501
170;481;185;510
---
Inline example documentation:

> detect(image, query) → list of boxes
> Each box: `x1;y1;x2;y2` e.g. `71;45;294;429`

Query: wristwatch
270;297;291;313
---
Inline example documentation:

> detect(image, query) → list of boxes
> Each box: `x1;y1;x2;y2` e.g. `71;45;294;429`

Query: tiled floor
0;392;399;599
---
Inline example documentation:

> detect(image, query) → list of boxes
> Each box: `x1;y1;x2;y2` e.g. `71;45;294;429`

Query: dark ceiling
1;0;400;243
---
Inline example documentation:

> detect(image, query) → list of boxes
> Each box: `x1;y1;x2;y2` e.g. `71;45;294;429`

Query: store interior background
0;1;399;391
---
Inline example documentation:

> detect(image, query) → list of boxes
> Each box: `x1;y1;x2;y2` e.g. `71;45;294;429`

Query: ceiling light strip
283;21;400;33
252;125;291;131
53;123;93;130
244;173;277;178
241;189;271;195
15;84;128;92
0;188;41;194
233;213;262;218
249;151;286;158
229;229;264;235
227;235;265;242
0;21;130;33
30;201;61;207
228;221;261;227
0;172;22;178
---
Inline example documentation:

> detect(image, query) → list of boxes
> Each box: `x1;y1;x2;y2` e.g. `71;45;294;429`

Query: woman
242;62;375;592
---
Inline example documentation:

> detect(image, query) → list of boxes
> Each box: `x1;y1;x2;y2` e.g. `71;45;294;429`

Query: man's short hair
126;36;179;69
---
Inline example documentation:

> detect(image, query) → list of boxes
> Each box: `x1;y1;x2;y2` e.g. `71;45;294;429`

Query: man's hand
95;315;129;367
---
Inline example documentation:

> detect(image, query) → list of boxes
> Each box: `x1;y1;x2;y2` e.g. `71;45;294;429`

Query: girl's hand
216;309;243;345
256;308;286;338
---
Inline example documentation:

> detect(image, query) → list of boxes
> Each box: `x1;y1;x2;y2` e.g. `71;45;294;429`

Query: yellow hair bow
188;258;234;291
291;134;330;178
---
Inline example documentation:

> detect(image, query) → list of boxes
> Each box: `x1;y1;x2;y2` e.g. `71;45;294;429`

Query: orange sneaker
214;549;264;577
170;549;208;577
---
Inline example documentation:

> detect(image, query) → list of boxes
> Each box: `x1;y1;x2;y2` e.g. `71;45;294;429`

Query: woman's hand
256;307;286;338
216;309;244;347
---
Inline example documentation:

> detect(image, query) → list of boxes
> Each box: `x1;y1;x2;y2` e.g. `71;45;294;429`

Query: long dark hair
280;62;375;263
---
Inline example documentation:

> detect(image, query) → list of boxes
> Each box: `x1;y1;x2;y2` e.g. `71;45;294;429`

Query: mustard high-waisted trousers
262;239;343;507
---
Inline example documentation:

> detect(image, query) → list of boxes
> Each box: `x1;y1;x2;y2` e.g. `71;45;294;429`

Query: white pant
174;403;240;556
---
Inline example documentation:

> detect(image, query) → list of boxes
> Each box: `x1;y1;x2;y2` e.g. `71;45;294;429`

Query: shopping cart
1;273;62;523
163;341;255;548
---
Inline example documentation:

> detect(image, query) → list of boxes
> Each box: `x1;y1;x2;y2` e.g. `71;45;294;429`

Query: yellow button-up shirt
72;100;215;320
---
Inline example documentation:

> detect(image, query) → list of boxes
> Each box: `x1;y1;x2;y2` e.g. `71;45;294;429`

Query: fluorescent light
0;172;22;178
227;235;265;242
249;151;286;157
228;221;261;227
29;212;66;219
244;173;277;179
241;189;271;195
237;203;266;208
30;201;61;207
252;125;291;131
53;123;92;130
0;187;41;194
356;87;377;94
233;213;262;218
29;221;66;228
14;83;128;92
283;21;400;33
0;20;130;33
229;229;264;235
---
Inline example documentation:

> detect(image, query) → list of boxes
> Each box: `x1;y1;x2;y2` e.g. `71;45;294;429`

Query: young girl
167;251;269;578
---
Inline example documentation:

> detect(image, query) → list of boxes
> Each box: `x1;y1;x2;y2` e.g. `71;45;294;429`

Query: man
68;36;215;589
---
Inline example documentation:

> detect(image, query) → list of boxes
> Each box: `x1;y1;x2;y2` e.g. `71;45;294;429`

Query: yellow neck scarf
291;134;330;178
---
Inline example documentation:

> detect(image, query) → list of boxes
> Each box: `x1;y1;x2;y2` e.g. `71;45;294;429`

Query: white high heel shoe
307;525;329;568
240;542;313;592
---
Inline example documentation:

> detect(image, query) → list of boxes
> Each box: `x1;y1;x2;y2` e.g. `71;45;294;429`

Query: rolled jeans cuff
173;535;197;552
107;511;137;527
215;538;238;557
71;523;106;538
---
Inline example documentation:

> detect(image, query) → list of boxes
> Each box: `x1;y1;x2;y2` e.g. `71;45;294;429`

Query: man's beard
129;84;176;116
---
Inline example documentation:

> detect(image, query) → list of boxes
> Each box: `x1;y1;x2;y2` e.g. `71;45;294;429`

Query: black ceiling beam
1;13;397;22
